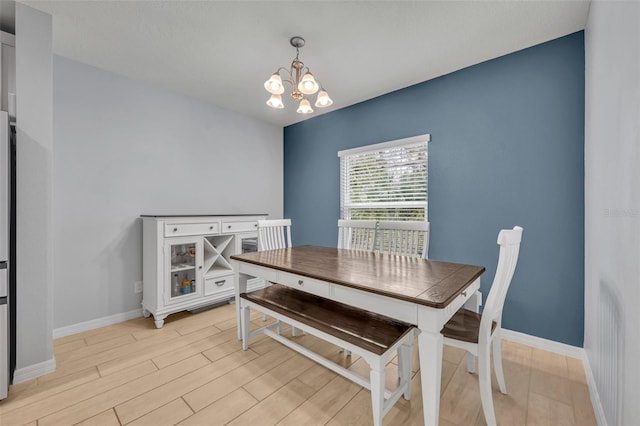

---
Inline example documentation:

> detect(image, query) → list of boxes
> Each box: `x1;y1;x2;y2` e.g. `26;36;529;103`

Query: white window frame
338;134;430;221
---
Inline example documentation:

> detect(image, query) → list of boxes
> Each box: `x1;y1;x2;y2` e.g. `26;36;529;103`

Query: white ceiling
21;0;590;127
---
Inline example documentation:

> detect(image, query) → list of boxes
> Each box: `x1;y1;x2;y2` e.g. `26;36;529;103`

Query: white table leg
418;329;443;426
241;302;250;351
233;266;248;341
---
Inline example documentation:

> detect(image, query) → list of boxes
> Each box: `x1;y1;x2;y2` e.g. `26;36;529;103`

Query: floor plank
226;379;316;426
126;398;194;426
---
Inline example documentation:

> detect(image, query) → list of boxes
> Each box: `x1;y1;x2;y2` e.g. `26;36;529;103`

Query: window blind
339;135;429;221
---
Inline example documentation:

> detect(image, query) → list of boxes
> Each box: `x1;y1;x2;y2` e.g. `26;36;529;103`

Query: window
339;134;429;221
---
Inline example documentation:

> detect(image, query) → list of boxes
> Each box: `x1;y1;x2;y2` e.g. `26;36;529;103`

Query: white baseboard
53;308;143;339
13;357;56;384
582;352;608;426
501;328;584;359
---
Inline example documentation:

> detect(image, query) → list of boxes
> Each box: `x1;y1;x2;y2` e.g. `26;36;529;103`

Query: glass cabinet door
237;232;258;254
165;238;201;304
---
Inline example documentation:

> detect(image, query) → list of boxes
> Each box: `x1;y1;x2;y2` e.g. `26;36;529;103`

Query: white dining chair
257;219;292;251
256;219;299;336
376;220;430;258
441;226;523;426
337;219;377;251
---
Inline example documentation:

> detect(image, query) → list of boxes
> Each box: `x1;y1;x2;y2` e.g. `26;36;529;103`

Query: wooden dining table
231;245;485;426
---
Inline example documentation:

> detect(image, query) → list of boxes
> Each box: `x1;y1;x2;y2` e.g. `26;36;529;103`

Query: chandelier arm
273;67;295;87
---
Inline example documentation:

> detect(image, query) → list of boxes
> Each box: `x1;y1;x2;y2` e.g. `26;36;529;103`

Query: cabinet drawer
204;274;234;296
222;220;258;233
276;271;330;297
165;221;220;237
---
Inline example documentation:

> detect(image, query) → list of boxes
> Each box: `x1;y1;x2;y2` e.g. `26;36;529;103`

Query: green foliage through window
339;137;428;221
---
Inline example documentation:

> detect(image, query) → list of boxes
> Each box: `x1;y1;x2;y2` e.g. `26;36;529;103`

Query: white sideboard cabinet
141;214;267;328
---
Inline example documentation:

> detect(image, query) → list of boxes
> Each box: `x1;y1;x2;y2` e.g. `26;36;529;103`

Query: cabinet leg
153;315;166;329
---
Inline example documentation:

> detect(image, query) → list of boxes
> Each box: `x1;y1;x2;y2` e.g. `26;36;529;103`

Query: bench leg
467;352;476;373
398;341;413;400
369;358;385;426
241;303;250;351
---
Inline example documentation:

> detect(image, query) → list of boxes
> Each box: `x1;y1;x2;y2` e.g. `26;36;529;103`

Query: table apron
331;285;417;324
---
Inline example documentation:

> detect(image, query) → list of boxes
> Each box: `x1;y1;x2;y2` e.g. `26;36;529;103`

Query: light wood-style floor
0;303;597;426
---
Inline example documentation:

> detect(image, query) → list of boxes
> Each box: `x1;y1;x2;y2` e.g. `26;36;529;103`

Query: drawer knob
210;226;214;230
228;225;232;229
461;291;467;297
199;266;202;270
215;280;225;287
173;228;178;232
298;280;304;286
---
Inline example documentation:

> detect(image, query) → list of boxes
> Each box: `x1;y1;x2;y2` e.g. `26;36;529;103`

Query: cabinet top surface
141;214;268;219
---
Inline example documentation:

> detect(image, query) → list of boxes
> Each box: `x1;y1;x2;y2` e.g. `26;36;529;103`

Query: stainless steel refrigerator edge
0;110;9;399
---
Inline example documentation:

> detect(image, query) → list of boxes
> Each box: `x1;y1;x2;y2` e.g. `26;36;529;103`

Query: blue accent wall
284;32;585;347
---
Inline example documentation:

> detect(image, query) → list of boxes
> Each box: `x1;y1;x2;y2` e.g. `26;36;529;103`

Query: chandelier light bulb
315;89;333;108
266;94;284;109
297;98;314;114
298;72;319;95
264;73;284;95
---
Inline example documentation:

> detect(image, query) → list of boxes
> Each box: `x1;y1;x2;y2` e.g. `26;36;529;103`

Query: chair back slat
337;219;377;251
376;220;430;259
479;226;523;342
257;219;292;251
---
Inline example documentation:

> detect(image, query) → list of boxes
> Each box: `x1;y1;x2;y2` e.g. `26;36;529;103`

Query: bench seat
239;284;415;426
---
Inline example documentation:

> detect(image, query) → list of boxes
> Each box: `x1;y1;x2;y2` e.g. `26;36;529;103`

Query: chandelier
263;36;333;114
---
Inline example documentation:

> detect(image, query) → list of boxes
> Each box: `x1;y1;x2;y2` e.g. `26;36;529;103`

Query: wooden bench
239;284;415;426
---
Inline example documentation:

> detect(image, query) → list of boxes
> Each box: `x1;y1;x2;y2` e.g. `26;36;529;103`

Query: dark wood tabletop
231;245;485;309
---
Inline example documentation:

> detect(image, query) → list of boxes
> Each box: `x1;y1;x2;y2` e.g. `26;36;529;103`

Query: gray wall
15;3;54;372
53;56;283;329
585;2;639;425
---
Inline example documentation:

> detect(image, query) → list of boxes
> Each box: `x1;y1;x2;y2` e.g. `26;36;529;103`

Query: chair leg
292;326;298;337
478;342;497;426
398;342;413;400
492;333;507;394
369;359;385;426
